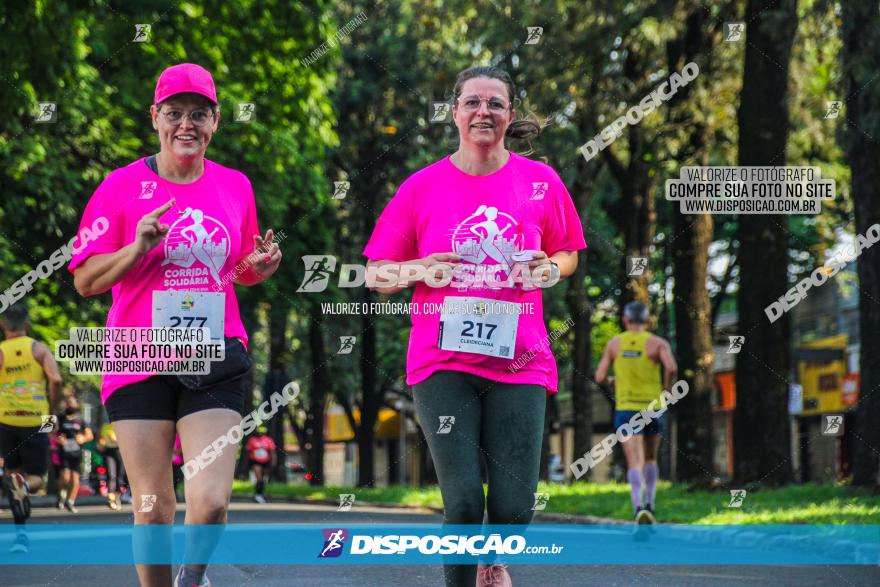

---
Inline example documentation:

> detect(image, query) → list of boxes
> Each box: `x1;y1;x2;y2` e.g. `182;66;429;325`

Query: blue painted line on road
0;524;877;565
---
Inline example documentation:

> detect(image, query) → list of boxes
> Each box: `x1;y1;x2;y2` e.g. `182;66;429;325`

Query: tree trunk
841;0;880;487
568;157;597;481
266;302;290;481
667;6;716;483
673;209;715;481
618;129;656;311
307;307;327;486
235;299;258;479
602;50;657;314
358;287;380;487
733;0;797;486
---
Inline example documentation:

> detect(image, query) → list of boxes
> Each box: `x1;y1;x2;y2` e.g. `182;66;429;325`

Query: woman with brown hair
365;66;586;586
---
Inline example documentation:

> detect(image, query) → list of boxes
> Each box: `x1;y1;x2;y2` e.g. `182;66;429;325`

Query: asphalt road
2;501;878;586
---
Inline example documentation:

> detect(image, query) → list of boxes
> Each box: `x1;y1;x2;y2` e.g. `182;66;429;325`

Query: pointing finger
147;200;175;219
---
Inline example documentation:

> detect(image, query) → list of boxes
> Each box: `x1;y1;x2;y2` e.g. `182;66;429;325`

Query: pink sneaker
477;563;512;587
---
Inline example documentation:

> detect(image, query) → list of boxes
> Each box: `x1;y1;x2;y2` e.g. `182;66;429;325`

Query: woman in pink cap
70;63;282;587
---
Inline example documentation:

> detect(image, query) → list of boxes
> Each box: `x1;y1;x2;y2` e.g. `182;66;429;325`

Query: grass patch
232;481;880;524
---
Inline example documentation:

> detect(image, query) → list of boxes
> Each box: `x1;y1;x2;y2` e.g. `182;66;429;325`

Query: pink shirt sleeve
363;180;419;262
235;175;261;263
542;171;587;255
68;174;127;274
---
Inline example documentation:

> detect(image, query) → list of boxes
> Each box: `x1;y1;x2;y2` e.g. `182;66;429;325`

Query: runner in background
595;301;678;524
49;398;67;509
96;421;125;510
0;303;62;552
245;425;276;503
55;395;93;513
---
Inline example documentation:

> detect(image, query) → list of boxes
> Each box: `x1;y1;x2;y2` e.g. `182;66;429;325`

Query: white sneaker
253;494;266;504
174;567;212;587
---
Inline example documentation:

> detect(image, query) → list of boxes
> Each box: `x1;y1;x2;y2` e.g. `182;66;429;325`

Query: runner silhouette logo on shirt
449;205;525;285
162;208;231;287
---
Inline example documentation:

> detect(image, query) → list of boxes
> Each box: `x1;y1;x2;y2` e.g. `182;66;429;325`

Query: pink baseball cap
154;63;218;105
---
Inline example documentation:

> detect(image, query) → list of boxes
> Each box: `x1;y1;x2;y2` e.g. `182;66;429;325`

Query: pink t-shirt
246;435;276;463
363;153;586;393
172;434;183;465
68;158;260;402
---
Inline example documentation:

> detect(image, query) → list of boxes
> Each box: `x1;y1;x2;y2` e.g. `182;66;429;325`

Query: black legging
103;447;124;493
413;370;546;587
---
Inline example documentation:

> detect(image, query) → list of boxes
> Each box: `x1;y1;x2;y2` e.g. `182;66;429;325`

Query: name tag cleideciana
438;296;518;359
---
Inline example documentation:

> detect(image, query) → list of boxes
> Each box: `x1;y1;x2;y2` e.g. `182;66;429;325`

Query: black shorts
105;374;247;422
59;450;83;472
0;423;50;477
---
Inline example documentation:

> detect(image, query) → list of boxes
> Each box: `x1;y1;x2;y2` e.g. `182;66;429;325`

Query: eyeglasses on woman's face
455;95;511;113
158;107;216;127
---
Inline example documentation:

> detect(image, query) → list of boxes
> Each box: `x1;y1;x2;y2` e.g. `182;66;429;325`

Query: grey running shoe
3;473;30;524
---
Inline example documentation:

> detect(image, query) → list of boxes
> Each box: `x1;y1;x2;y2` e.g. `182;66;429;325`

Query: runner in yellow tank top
595;302;677;524
0;303;62;535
